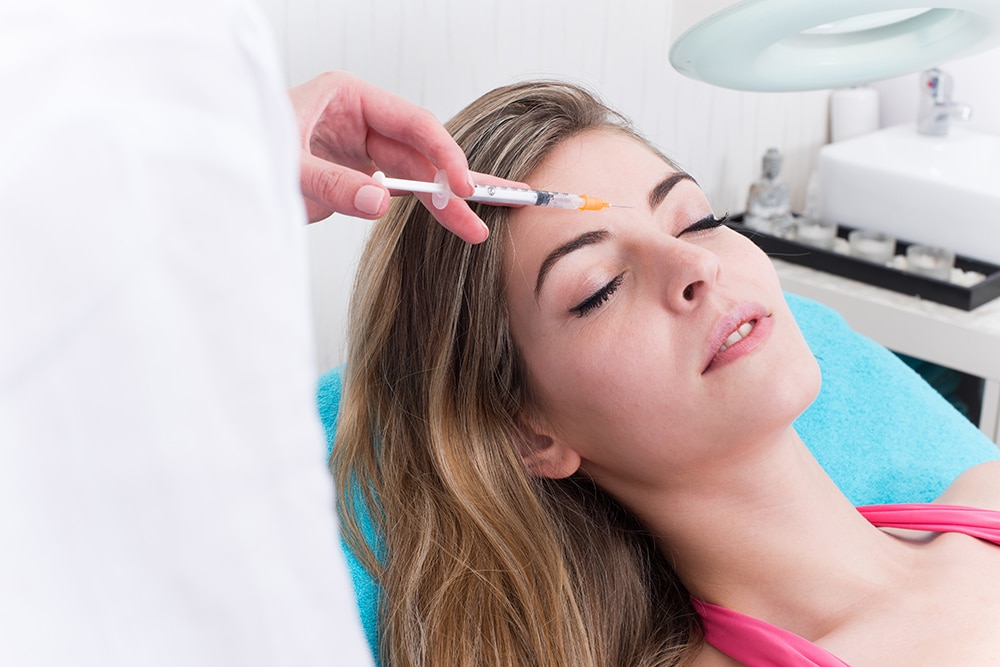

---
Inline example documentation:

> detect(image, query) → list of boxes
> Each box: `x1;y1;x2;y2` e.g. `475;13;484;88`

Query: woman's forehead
520;129;676;200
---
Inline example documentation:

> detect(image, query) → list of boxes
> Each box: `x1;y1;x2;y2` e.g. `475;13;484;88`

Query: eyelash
680;213;730;236
570;273;624;318
567;214;729;318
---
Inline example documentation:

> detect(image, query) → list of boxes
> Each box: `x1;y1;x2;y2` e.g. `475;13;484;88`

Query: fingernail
475;218;490;242
354;185;386;215
467;172;477;191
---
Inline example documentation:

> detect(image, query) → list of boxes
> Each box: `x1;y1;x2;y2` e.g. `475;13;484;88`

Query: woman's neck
625;428;916;640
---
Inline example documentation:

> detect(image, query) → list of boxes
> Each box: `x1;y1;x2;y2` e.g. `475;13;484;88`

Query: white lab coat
0;0;372;664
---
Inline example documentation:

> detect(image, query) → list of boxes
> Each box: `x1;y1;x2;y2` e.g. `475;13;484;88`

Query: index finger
406;191;486;243
355;82;473;198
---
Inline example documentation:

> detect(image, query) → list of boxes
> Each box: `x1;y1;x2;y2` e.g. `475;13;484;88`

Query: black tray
728;214;1000;311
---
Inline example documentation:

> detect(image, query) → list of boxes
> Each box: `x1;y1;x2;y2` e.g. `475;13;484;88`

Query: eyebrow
648;172;696;210
533;172;697;300
534;230;611;300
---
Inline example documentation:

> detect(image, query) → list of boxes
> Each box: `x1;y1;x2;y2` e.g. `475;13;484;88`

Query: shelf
728;214;1000;311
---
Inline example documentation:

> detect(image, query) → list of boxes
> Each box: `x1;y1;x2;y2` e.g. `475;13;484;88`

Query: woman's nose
661;241;721;311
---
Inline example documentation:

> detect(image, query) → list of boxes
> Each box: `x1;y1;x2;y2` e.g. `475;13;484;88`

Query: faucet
917;68;971;136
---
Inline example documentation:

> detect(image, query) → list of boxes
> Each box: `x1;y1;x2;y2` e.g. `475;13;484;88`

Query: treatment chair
317;292;999;659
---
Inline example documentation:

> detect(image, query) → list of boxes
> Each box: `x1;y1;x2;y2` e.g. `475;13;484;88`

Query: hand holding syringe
374;170;628;211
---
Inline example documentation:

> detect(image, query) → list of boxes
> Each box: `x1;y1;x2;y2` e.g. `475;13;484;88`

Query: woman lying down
333;80;1000;666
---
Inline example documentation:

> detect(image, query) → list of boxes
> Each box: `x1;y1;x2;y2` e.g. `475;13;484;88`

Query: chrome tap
917;68;971;136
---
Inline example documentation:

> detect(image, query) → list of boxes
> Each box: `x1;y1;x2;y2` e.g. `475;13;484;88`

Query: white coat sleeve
0;0;373;664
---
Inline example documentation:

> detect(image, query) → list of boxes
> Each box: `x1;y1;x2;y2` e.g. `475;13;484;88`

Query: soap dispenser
744;148;792;236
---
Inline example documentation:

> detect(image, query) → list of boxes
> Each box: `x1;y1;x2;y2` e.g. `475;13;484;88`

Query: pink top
693;504;1000;666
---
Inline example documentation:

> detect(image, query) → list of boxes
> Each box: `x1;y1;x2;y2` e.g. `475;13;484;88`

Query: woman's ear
514;415;581;480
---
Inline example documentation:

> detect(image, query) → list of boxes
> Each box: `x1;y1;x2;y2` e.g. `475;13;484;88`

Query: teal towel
316;370;382;660
785;293;998;505
318;293;999;661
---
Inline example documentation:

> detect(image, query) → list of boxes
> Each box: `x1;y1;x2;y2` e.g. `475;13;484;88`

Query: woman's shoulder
935;460;1000;511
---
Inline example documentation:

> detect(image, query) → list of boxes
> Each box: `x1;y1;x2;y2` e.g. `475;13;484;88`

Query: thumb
299;152;389;222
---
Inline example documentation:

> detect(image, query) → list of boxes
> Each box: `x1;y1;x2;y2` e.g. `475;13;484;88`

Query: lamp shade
669;0;1000;91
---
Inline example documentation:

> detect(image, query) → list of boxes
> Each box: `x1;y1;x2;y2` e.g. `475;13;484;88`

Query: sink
818;123;1000;265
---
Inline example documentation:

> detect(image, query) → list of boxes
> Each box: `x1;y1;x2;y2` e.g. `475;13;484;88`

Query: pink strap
857;504;1000;544
695;503;1000;666
693;598;850;667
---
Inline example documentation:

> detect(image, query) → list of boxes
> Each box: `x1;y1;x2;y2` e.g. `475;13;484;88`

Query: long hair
333;81;701;666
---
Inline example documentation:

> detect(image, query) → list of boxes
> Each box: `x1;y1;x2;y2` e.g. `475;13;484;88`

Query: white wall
254;0;831;371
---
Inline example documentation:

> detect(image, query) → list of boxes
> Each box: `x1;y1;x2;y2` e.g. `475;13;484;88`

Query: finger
288;71;376;171
367;132;531;200
367;134;486;219
355;84;473;197
299;151;389;221
366;131;441;183
291;73;472;198
413;192;490;244
304;198;336;223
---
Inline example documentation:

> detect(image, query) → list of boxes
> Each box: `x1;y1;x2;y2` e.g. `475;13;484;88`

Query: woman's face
504;129;820;496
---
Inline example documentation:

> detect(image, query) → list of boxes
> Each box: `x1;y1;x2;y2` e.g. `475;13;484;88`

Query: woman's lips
703;305;773;373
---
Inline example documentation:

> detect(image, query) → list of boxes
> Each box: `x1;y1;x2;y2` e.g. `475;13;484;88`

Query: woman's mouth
703;305;773;374
717;320;756;354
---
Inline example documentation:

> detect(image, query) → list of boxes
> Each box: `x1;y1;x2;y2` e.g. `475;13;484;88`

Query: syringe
372;170;626;211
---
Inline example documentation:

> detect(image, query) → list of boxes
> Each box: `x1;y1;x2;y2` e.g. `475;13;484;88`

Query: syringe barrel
466;184;584;209
538;192;585;209
467;184;541;206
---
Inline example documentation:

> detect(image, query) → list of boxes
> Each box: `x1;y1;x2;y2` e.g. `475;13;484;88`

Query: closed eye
680;213;729;236
570;273;624;317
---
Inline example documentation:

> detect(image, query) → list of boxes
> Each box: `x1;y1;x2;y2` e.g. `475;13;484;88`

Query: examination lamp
669;0;1000;91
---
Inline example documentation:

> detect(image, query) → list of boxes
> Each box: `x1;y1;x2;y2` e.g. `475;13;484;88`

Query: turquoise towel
318;293;999;661
316;369;382;659
785;293;998;504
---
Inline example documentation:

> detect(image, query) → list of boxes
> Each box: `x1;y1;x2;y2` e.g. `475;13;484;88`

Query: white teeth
718;321;755;353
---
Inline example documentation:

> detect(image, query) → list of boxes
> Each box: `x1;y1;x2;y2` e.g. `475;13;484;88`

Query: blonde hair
333;81;701;666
